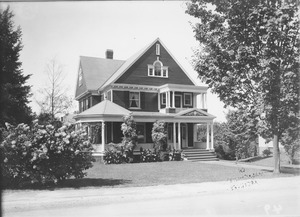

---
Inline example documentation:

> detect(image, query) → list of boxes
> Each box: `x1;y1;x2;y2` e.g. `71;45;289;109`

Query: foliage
169;149;184;161
0;7;33;134
139;148;160;163
186;0;299;173
35;58;75;119
103;143;133;164
152;120;168;151
121;114;137;158
262;149;272;157
37;112;62;129
281;126;300;164
1;120;94;188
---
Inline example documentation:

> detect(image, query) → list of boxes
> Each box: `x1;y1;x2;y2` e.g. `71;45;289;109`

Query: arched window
148;59;168;78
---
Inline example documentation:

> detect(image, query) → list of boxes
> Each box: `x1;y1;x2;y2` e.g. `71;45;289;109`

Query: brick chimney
105;49;113;59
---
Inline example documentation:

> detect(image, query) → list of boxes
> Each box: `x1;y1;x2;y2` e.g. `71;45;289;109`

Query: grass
55;160;296;189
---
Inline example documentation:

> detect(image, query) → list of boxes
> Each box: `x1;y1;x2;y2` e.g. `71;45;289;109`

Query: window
161;93;166;105
129;92;140;108
148;59;168;78
78;67;83;86
107;90;112;101
184;93;192;106
175;95;182;108
137;123;145;143
154;61;162;76
156;44;160;55
80;100;84;112
86;98;90;109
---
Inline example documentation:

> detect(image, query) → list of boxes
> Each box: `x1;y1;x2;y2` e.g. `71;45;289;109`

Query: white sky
2;1;227;122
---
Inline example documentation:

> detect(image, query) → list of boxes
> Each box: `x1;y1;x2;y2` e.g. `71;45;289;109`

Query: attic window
78;67;83;86
148;59;168;78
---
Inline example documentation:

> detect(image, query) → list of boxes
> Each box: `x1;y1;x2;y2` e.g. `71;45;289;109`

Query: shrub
121;115;137;159
152;121;167;152
1;121;95;188
169;149;184;161
103;143;133;164
262;149;272;157
140;148;159;162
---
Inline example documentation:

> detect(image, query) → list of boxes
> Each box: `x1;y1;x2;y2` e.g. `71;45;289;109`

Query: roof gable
99;38;197;90
175;108;216;119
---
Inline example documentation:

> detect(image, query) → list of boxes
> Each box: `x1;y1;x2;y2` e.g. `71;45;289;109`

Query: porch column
193;124;197;145
166;91;169;108
178;122;181;150
167;91;171;108
172;91;175;108
211;123;214;150
158;92;161;110
201;93;205;109
173;122;176;149
101;121;105;152
204;93;207;109
206;123;210;150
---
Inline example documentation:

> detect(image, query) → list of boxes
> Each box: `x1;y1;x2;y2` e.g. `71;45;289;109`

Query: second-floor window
161;93;166;105
129;92;140;108
184;93;192;106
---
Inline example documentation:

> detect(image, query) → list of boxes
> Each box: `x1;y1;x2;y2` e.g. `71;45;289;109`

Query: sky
2;1;227;122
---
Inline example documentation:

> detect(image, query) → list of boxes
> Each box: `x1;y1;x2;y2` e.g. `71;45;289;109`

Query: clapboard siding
115;42;194;86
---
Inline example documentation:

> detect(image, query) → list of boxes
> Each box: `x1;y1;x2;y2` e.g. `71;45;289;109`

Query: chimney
106;49;113;59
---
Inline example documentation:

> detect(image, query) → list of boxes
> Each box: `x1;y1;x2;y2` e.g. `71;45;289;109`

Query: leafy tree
186;0;299;173
35;58;74;121
281;126;300;164
0;7;33;133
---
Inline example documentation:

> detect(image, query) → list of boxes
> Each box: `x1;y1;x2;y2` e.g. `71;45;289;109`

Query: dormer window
78;67;83;86
148;59;168;78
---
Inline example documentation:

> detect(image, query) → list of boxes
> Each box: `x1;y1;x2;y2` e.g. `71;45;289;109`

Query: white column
158;92;161;110
167;91;171;108
211;123;214;150
172;91;175;108
178;122;181;150
193;124;197;144
204;93;207;109
206;123;210;150
101;121;105;152
193;94;197;108
166;92;169;108
173;122;176;150
111;122;114;142
201;93;205;109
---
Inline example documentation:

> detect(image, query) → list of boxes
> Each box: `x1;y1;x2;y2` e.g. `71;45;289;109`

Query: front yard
55;160;296;189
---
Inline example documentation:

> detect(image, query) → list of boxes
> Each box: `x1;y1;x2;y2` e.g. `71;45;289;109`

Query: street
3;176;300;216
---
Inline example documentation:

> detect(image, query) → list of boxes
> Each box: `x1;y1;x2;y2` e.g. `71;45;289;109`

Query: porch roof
74;99;130;120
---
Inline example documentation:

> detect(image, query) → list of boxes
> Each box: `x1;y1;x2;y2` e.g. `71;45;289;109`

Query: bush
262;149;272;157
169;149;184;161
1;121;95;188
103;143;133;164
140;148;160;162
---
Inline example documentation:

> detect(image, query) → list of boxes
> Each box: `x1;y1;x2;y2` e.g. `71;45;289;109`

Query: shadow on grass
3;178;132;190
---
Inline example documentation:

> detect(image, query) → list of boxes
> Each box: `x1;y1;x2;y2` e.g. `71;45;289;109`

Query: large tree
186;0;299;173
35;58;74;120
0;7;32;129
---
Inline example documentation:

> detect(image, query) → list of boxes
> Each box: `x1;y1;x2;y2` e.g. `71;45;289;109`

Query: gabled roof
75;99;130;119
80;56;125;91
98;38;197;91
175;108;216;119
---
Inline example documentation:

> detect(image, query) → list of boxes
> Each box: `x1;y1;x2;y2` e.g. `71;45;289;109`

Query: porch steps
183;149;219;161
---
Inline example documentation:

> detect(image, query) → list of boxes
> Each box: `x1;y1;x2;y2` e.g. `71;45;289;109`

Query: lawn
55;160;296;189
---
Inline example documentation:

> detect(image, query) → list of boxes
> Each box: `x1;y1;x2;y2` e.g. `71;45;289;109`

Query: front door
181;124;188;148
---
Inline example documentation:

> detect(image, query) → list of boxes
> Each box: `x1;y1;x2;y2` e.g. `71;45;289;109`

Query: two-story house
74;38;217;160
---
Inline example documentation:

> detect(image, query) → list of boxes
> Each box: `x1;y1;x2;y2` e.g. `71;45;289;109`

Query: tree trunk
273;134;280;174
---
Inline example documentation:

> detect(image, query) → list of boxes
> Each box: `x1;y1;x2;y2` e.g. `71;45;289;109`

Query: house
74;38;217;160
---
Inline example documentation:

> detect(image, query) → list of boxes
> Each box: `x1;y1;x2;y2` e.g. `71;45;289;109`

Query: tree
35;58;74;120
186;0;299;173
121;114;137;160
0;7;33;132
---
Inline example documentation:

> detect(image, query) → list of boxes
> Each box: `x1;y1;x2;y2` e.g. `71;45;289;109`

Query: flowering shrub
169;149;184;161
1;120;95;187
103;143;133;164
140;148;160;162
